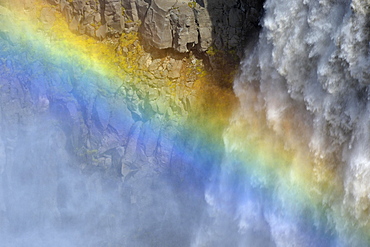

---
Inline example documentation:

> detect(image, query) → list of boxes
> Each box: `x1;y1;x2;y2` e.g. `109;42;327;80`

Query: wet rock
84;24;96;37
109;97;135;137
69;16;80;33
122;121;143;166
138;53;152;70
96;155;112;169
40;7;56;29
93;96;111;130
167;59;183;79
96;23;107;39
148;59;161;72
156;123;177;171
138;119;161;157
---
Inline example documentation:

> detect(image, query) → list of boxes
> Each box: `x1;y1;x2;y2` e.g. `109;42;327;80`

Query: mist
1;0;370;246
0;114;195;246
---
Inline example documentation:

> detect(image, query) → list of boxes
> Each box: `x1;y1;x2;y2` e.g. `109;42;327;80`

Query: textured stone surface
0;4;263;245
0;8;212;244
0;1;209;188
52;0;263;55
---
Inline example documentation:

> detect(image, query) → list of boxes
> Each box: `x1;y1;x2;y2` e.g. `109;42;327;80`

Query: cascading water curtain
1;0;369;246
213;0;370;246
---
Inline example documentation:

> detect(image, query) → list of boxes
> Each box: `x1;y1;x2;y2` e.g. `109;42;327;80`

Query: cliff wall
46;0;263;57
0;1;269;245
0;3;240;245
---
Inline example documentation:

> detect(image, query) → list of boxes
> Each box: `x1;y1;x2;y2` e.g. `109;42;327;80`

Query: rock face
49;0;263;54
140;0;201;53
0;3;273;246
0;6;213;245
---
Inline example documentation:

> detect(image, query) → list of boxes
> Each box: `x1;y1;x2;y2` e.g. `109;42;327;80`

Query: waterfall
1;0;369;246
208;0;370;246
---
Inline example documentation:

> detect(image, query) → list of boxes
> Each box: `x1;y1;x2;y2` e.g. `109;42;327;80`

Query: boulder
140;0;174;50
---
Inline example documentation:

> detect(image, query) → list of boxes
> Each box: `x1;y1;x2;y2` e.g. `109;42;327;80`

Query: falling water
0;0;369;246
207;0;370;246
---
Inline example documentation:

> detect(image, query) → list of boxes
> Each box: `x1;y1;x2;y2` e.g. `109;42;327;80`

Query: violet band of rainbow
0;3;369;246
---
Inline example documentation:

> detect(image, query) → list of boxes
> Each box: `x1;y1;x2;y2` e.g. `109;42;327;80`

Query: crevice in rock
98;0;106;25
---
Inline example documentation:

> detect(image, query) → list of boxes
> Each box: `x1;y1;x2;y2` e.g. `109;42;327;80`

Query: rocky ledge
45;0;263;57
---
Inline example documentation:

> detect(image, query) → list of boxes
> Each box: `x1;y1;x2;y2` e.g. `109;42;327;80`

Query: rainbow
1;1;369;246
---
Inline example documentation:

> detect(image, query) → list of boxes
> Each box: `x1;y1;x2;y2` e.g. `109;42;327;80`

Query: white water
1;0;369;246
218;0;370;246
